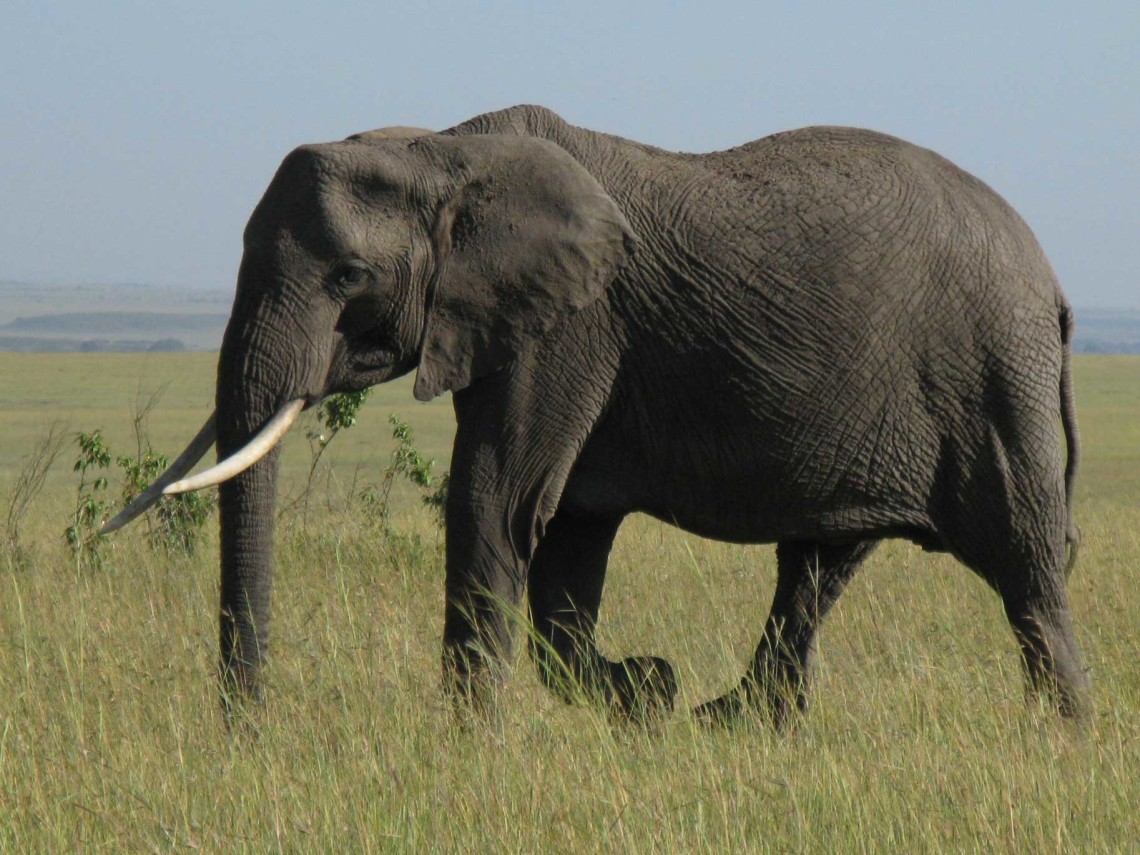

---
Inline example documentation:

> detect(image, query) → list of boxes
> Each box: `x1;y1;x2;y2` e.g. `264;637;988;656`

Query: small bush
286;389;374;522
359;415;448;529
65;429;113;571
65;425;217;568
118;446;216;555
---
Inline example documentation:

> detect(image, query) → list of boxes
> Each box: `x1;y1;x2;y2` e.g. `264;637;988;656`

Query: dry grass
1;354;1137;851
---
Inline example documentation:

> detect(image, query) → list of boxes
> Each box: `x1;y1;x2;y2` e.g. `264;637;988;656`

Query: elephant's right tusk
100;412;218;534
163;399;305;495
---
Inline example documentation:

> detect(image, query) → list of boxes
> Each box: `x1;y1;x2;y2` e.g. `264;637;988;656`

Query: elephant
108;104;1087;725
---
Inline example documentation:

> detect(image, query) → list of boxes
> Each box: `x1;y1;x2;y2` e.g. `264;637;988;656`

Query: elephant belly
564;456;934;546
562;400;937;547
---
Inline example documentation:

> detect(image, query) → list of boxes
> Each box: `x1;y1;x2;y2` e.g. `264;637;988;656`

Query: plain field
1;352;1137;851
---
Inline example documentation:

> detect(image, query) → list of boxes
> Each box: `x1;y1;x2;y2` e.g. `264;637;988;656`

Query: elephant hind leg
938;432;1089;718
950;530;1089;718
527;507;677;722
999;578;1089;718
696;538;879;729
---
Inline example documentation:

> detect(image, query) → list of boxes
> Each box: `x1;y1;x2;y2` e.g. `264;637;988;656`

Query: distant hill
0;335;189;353
1072;308;1140;354
1;312;226;335
0;281;231;351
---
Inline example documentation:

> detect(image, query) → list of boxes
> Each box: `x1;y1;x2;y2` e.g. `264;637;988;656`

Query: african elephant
109;105;1087;725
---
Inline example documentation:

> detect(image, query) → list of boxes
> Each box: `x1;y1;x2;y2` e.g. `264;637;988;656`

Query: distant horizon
3;277;1137;312
1;278;1136;353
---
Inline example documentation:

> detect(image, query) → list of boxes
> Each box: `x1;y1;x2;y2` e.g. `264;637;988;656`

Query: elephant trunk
216;440;280;704
213;270;321;706
215;329;288;704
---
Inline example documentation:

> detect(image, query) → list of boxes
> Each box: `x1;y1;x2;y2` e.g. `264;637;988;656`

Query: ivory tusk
163;399;305;495
100;412;218;534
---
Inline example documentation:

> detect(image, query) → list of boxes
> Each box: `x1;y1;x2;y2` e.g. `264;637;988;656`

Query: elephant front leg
440;497;528;713
528;507;677;723
439;352;622;716
696;539;878;728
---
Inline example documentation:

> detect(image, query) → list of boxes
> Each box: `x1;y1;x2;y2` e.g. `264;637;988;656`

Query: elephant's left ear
412;135;637;401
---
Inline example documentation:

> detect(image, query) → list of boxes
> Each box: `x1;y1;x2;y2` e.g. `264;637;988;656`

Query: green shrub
359;415;448;528
65;429;113;571
66;427;218;567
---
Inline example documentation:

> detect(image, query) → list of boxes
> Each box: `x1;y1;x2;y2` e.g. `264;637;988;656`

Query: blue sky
2;1;1136;307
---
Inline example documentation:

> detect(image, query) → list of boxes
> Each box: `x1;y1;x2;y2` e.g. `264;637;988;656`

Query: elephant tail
1059;302;1081;575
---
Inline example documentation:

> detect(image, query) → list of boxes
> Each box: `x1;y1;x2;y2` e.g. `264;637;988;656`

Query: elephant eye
333;263;371;294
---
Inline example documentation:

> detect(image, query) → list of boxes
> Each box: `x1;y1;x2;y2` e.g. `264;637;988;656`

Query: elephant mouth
333;347;412;391
351;350;397;373
327;330;413;392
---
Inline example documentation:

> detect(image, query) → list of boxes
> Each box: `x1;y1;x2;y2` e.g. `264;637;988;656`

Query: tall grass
1;354;1138;850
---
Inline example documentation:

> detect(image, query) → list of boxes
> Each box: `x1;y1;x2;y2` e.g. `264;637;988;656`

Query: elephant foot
606;656;678;725
693;674;806;731
692;689;748;727
1022;663;1091;724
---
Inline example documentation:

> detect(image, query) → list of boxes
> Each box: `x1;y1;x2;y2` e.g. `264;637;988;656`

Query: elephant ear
413;135;636;401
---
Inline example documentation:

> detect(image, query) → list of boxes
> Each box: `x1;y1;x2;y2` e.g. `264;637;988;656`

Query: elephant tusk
100;412;218;534
163;399;305;495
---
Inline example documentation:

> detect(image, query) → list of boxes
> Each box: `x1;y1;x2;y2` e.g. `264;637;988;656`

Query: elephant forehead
262;143;402;210
322;204;416;257
257;203;413;266
249;148;412;254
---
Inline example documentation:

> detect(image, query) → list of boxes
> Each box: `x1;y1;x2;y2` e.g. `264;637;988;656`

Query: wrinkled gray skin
215;105;1086;725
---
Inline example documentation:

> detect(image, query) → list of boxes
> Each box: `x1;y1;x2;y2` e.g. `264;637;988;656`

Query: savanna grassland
1;353;1138;852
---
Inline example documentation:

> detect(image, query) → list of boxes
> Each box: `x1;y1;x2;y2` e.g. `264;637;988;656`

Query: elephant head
345;125;433;142
107;131;635;702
